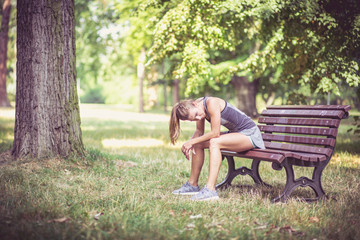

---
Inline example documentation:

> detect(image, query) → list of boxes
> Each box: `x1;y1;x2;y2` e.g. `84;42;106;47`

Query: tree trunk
137;48;145;113
13;0;84;159
231;75;259;118
0;0;11;107
172;78;180;104
163;81;167;112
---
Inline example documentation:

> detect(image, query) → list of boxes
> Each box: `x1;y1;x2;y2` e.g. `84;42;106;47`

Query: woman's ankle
188;180;198;187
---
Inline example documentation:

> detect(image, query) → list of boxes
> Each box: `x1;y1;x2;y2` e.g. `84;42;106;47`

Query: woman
169;96;265;201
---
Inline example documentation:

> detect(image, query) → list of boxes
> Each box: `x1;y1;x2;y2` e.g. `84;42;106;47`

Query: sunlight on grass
0;107;15;119
102;138;164;148
331;152;360;166
0;132;13;141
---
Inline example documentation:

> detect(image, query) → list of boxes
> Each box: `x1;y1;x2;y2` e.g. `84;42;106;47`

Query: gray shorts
226;126;265;149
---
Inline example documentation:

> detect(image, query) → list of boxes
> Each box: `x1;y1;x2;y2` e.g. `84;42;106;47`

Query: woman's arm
192;118;205;138
182;98;222;159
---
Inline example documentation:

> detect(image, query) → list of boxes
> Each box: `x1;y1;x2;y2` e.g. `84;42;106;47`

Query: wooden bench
216;105;351;202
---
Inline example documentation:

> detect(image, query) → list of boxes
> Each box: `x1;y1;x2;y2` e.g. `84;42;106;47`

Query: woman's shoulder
195;97;205;102
204;97;226;111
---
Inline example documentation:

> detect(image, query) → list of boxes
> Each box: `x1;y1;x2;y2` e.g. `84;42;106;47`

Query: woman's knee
194;142;207;150
209;138;221;150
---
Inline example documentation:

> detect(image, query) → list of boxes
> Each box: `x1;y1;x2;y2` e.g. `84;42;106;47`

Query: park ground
0;104;360;240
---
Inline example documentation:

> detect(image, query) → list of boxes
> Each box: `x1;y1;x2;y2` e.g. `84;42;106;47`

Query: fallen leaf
115;160;138;169
206;221;224;228
182;210;192;216
169;210;176;217
94;212;104;220
48;217;70;223
235;216;246;221
279;225;304;236
279;225;294;233
254;225;268;230
265;224;279;235
185;223;195;230
309;216;320;223
190;214;202;219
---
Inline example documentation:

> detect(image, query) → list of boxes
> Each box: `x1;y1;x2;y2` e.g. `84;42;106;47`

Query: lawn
0;104;359;240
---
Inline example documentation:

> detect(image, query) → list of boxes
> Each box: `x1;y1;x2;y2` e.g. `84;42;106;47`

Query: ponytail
169;104;181;144
169;100;194;144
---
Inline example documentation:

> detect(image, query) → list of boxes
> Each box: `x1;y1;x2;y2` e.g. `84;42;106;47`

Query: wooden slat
266;105;351;112
221;150;285;163
258;125;337;137
251;149;327;161
261;109;345;119
258;117;341;128
264;142;333;157
222;149;327;162
261;133;336;147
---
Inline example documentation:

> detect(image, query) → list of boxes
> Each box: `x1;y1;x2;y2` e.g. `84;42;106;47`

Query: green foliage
113;0;161;63
75;0;116;89
80;87;105;104
75;0;139;105
146;0;360;97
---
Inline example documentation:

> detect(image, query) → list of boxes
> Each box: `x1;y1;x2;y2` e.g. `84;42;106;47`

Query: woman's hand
182;140;194;160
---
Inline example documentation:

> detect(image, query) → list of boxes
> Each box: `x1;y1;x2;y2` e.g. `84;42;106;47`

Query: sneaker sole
172;192;200;196
192;196;220;201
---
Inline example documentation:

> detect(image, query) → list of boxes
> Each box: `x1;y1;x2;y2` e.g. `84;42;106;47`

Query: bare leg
188;141;209;186
206;133;254;190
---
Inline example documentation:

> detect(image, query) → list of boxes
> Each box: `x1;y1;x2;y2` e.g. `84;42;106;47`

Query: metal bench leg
309;160;328;201
272;161;328;203
216;156;236;189
250;159;271;187
216;156;270;189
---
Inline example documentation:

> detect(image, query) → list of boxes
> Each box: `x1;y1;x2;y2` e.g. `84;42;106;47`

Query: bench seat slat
258;125;338;137
251;149;327;161
258;117;340;128
261;109;345;119
221;150;285;162
264;141;333;157
221;149;327;162
261;133;336;147
266;105;352;112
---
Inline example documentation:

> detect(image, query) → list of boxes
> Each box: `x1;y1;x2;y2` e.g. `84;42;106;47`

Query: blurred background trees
0;0;14;107
1;0;359;114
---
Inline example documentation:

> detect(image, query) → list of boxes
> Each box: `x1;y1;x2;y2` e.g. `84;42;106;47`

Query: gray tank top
203;97;256;132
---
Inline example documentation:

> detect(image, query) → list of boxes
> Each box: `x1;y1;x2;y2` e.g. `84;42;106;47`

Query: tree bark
13;0;84;159
231;75;259;118
0;0;11;107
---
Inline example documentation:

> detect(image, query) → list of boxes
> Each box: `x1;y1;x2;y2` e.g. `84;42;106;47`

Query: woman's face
186;104;206;121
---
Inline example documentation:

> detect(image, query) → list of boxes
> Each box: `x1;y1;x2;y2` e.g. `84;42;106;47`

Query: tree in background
75;0;117;103
13;0;84;159
146;0;360;115
0;0;11;107
114;0;163;112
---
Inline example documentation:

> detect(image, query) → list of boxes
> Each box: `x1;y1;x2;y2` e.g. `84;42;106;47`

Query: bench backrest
258;105;351;160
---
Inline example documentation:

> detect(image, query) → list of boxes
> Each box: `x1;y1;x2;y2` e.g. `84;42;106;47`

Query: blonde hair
169;99;195;144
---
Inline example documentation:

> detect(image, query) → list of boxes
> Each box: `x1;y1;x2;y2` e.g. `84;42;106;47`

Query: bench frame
216;105;351;202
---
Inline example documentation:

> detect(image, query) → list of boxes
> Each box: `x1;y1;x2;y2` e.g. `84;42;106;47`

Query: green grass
0;104;360;240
